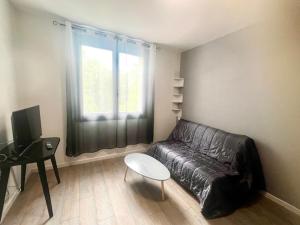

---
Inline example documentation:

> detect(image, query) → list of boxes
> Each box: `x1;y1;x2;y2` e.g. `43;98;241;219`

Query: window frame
117;41;149;119
74;31;117;121
73;31;149;121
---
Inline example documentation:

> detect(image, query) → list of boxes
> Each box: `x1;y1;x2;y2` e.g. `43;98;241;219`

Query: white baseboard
31;148;146;172
261;191;300;216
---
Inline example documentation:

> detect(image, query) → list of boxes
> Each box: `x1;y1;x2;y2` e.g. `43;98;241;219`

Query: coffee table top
124;153;170;181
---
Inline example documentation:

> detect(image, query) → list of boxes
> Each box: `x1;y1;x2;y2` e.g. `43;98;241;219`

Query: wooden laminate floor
3;157;300;225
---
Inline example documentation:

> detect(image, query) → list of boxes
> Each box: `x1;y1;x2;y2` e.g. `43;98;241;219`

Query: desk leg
0;168;10;221
37;161;53;218
21;164;26;192
50;156;60;184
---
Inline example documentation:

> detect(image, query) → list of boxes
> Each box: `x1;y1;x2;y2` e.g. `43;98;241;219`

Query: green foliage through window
81;45;144;116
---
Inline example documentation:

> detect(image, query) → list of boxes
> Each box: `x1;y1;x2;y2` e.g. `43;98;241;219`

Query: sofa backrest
169;119;248;165
168;119;198;144
168;119;265;190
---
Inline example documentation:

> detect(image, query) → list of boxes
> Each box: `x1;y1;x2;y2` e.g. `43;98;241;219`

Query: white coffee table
124;153;170;200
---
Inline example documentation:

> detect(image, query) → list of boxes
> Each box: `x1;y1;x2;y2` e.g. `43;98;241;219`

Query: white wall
0;0;21;215
13;9;181;165
0;0;17;145
180;5;300;208
154;46;181;141
14;10;67;165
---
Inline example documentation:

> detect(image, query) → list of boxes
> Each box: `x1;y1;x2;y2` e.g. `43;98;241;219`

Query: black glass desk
0;137;60;221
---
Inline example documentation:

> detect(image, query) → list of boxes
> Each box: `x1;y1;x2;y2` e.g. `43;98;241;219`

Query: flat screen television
11;105;42;154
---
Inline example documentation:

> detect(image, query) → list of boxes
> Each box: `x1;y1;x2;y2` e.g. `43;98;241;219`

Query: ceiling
10;0;266;51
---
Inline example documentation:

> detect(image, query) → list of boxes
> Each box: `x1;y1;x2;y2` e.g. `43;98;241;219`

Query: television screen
11;105;42;152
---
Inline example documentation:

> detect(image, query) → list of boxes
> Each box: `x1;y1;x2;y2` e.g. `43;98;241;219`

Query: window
119;53;144;114
66;24;154;155
77;36;148;120
81;45;114;116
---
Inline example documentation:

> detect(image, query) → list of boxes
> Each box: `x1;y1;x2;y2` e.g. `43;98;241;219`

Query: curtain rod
52;20;154;47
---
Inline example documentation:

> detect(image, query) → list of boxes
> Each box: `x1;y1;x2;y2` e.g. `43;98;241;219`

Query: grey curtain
65;22;155;157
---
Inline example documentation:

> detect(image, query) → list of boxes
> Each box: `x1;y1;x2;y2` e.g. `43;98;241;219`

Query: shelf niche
172;75;184;121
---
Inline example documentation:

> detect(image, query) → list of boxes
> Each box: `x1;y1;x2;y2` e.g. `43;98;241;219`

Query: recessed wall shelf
173;77;184;88
172;75;184;122
173;94;183;97
172;100;183;103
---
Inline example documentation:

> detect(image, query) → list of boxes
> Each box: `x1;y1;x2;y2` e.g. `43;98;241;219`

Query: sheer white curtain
65;21;156;156
117;38;156;118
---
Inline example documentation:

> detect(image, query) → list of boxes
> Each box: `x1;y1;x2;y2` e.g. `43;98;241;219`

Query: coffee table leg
124;166;128;181
161;181;165;200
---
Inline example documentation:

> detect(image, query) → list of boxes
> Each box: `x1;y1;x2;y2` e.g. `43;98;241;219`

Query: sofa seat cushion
179;153;236;189
148;142;242;218
148;141;194;171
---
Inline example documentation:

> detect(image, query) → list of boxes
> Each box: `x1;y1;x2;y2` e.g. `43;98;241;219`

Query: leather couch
147;119;265;218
